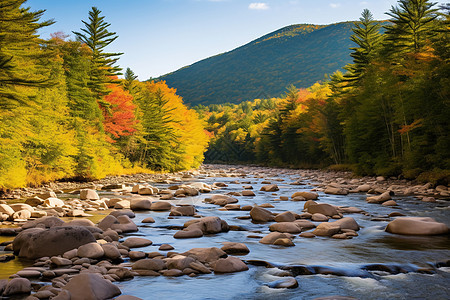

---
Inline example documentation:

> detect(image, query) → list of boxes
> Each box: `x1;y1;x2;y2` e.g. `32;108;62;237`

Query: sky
27;0;448;80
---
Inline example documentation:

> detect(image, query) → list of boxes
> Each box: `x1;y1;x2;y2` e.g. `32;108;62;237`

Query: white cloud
329;3;341;8
249;3;269;10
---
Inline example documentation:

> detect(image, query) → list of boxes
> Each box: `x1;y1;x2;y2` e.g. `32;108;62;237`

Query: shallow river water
1;167;450;299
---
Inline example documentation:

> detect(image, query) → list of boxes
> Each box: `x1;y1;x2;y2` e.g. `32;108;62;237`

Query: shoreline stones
1;164;449;299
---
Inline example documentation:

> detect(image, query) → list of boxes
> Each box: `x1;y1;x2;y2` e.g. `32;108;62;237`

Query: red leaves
102;84;137;142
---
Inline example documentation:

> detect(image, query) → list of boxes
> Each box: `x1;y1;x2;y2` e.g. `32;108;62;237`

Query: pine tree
0;0;54;108
344;9;382;84
384;0;438;53
73;7;123;104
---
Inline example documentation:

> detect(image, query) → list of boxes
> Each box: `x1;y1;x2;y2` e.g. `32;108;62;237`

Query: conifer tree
384;0;438;53
0;0;54;108
73;7;123;104
344;9;382;84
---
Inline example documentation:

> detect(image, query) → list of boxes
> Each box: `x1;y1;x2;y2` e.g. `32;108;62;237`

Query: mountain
159;22;357;105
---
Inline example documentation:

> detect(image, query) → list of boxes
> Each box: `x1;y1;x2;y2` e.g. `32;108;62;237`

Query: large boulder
122;237;153;248
150;201;172;211
366;191;392;204
306;203;338;217
385;217;449;235
0;204;15;216
250;206;274;222
62;273;121;300
13;226;96;259
44;197;65;208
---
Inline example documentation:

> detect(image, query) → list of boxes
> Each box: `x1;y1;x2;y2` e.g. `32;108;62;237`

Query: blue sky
27;0;448;80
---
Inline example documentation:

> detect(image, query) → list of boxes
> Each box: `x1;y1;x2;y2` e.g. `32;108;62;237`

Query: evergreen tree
344;9;382;84
0;0;54;108
73;7;123;104
384;0;438;53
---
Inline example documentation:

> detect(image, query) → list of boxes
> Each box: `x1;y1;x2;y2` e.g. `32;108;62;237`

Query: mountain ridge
159;22;357;105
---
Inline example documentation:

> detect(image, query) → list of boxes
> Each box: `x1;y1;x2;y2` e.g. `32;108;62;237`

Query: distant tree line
197;0;449;182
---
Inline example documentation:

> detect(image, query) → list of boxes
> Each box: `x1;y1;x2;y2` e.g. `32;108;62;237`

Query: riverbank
0;164;449;299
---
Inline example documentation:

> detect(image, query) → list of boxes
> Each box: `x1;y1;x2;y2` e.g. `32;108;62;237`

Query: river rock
307;203;338;217
385;217;449;235
142;217;155;223
331;217;360;231
9;203;34;213
22;216;65;229
110;209;135;219
269;222;303;233
51;256;73;267
174;229;204;239
214;256;248;273
25;197;45;207
114;200;131;209
259;232;293;245
182;247;227;264
151;201;172;211
98;215;138;233
12;209;32;220
79;189;99;200
0;204;15;216
13;226;96;259
189;261;212;274
122;237;153;248
382;200;397;206
311;213;329;222
274;211;296;222
116;296;144;300
102;244;121;260
2;278;32;296
221;242;250;255
77;242;104;259
294;219;316;229
266;277;299;289
242;190;255;196
166;255;196;270
184;216;229;234
209;194;238;206
132;259;166;271
292;191;318;200
312;223;341;237
44;197;65;208
170;205;195;216
260;184;279;192
250;206;274;222
324;187;349;195
130;199;152;211
366;191;391;203
62;273;121;300
273;238;295;246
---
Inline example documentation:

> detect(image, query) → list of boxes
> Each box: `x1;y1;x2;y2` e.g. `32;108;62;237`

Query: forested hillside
0;2;208;189
160;23;357;105
197;1;450;183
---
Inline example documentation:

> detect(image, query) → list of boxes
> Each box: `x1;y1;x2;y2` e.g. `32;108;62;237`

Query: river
1;165;449;299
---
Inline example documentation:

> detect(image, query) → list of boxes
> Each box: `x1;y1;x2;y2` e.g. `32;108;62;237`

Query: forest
198;0;449;183
1;0;449;190
0;1;208;189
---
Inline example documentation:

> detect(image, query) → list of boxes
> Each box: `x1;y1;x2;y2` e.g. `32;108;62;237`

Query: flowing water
1;167;449;299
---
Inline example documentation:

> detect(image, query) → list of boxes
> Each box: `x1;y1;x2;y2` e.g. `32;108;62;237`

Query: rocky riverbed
0;164;449;299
